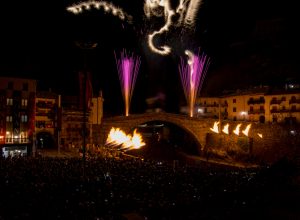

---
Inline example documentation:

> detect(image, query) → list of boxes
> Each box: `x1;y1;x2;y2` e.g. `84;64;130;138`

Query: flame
222;123;229;135
106;127;145;151
257;133;263;138
242;124;252;136
233;124;242;136
210;121;219;133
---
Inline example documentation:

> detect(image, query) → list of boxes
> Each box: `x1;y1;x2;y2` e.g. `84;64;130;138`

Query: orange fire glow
210;121;219;133
106;127;145;151
222;123;229;134
233;124;242;136
257;133;263;138
242;124;252;136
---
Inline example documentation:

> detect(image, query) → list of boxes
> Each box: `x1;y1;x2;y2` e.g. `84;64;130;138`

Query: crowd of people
0;148;299;220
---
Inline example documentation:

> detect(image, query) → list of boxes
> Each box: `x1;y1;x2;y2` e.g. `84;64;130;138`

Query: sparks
67;1;133;23
115;50;141;116
179;50;210;117
144;0;203;55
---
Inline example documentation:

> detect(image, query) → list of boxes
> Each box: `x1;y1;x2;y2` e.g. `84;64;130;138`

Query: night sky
0;0;299;115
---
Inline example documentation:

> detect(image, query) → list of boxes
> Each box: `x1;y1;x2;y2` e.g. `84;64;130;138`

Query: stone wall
96;113;300;165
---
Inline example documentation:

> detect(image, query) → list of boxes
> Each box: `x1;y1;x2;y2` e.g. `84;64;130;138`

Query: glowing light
222;123;229;135
144;0;203;55
184;0;202;26
210;121;219;133
115;50;141;116
242;124;252;136
66;1;133;23
179;50;210;117
233;124;242;136
106;127;146;150
240;111;247;116
257;133;263;138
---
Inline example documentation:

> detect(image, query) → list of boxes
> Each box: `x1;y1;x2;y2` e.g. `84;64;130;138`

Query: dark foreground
0;155;299;220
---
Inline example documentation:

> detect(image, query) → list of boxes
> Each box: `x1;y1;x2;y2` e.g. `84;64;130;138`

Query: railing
289;99;300;104
270;108;300;113
247;98;265;105
5;138;30;143
248;110;265;114
270;99;281;105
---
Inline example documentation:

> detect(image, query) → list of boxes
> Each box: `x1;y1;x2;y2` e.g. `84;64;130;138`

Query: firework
67;1;133;23
179;50;210;117
115;50;141;116
145;0;203;55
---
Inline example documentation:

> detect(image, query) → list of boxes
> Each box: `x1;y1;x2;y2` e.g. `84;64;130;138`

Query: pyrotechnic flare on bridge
179;49;210;117
115;50;141;116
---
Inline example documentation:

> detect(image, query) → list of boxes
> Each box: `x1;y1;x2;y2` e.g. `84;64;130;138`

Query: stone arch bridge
98;112;217;149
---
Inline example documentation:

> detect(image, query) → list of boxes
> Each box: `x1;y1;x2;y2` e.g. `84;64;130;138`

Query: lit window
6;98;13;106
21;115;28;123
6;116;12;122
22;99;28;107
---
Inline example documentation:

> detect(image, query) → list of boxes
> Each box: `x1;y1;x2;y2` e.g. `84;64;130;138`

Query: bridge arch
36;131;55;149
99;112;214;152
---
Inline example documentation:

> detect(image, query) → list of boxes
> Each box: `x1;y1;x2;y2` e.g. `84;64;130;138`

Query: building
195;86;300;124
90;91;104;145
60;91;104;153
35;91;61;152
0;77;36;157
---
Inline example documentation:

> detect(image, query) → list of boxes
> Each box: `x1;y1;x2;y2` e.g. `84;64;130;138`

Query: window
21;99;28;107
6;98;13;106
23;83;28;91
250;106;253;111
291;105;296;111
272;106;278;111
7;82;13;90
21;115;28;123
6;116;12;122
233;107;236;112
260;106;264;111
233;99;236;103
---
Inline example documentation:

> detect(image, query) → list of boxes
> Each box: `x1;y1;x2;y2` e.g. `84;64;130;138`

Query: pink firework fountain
179;50;210;117
115;50;141;116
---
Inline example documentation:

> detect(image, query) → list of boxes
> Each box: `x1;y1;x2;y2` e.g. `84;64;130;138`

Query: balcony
5;138;30;144
289;99;300;104
247;98;265;105
270;108;300;113
270;99;282;105
248;109;265;114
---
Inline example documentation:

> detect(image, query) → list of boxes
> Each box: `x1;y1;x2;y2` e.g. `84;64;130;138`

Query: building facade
35;91;61;152
196;87;300;124
0;77;36;157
